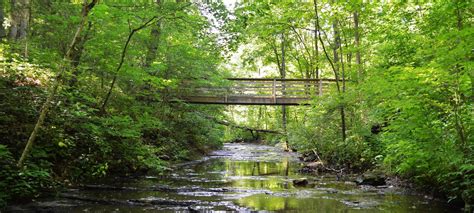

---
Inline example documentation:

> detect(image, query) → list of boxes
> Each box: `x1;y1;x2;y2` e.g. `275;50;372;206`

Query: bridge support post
272;79;276;104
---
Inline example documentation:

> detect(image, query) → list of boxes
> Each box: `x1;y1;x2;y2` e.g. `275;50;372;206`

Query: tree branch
100;15;159;113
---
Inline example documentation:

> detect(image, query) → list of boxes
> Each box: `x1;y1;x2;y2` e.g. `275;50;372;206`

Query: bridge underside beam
182;96;310;105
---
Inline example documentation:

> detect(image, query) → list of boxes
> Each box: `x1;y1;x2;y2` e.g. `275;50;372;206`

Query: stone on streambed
344;181;357;185
129;197;198;206
315;187;339;194
355;171;386;186
275;142;289;150
298;153;317;162
293;178;309;187
299;161;324;173
306;161;324;169
159;154;171;160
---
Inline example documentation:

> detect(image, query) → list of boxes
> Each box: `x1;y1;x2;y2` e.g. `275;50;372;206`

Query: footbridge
179;78;339;105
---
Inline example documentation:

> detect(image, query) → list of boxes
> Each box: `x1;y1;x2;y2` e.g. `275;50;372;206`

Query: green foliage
287;91;378;171
0;0;227;207
1;0;472;209
361;2;473;206
228;0;473;208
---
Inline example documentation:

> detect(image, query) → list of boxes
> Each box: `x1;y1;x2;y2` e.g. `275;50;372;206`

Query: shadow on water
10;143;458;212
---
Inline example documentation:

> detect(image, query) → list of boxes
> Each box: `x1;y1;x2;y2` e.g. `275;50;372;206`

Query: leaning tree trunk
68;22;93;87
9;0;30;40
68;21;93;87
17;0;98;168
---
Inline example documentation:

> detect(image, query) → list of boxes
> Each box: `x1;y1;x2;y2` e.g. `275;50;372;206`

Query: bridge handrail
226;78;342;82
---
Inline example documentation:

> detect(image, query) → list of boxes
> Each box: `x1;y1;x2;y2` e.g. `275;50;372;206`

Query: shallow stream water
12;143;456;212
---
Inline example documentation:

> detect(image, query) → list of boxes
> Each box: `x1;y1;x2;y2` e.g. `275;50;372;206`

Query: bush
0;145;55;208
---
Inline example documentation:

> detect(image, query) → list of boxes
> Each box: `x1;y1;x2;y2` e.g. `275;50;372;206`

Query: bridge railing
180;78;336;98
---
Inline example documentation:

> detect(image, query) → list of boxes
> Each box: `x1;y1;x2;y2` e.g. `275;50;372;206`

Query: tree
100;15;160;113
9;0;30;40
353;11;361;79
144;0;162;68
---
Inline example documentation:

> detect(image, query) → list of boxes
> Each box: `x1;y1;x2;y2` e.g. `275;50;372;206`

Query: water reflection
238;194;348;212
223;159;293;177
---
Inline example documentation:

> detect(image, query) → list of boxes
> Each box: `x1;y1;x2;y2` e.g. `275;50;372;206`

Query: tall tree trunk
332;24;340;74
0;0;6;38
281;33;288;150
332;14;346;142
17;0;98;168
455;2;473;103
271;38;281;73
353;9;367;127
144;0;162;68
313;0;320;95
453;3;468;153
339;30;347;141
354;11;361;80
9;0;30;40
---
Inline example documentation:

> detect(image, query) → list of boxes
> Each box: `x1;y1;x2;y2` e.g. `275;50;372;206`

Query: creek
11;143;457;212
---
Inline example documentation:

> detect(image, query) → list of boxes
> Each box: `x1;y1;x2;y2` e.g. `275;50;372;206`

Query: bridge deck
179;78;336;105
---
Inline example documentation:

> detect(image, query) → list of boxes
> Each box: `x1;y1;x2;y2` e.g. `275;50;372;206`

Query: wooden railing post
225;87;229;103
272;79;276;103
319;79;323;96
